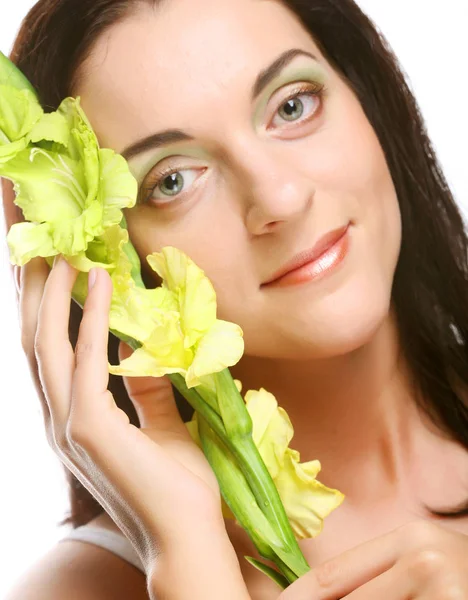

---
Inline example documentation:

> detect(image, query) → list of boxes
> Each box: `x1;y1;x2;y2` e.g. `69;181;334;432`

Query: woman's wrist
147;520;251;600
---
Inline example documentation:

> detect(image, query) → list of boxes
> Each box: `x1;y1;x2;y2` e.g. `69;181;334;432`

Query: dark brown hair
7;0;468;527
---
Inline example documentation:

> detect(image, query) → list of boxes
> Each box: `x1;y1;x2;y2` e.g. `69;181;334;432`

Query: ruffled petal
29;111;70;146
0;85;42;148
99;148;137;226
109;345;186;379
243;386;345;539
148;248;217;349
187;320;244;388
274;450;345;539
6;221;57;266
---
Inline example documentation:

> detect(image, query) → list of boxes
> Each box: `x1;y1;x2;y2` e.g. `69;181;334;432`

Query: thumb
118;341;187;435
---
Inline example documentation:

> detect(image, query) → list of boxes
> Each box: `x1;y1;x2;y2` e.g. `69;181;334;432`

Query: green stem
197;415;300;586
74;267;311;581
232;436;310;578
197;416;277;558
212;369;309;577
194;370;310;579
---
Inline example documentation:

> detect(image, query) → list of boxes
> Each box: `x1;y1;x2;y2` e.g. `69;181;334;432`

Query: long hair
6;0;468;527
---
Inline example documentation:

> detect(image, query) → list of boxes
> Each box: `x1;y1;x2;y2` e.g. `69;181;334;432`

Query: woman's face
76;0;402;360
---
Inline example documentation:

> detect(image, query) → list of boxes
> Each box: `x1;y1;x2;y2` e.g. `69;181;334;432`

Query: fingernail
88;268;98;291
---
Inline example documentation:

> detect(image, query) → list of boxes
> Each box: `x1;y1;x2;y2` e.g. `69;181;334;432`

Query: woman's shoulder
4;515;149;600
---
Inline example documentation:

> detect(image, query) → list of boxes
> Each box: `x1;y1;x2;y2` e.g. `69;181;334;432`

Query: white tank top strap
59;525;145;573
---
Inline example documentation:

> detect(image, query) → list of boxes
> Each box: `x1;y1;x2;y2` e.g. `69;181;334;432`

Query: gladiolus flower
4;96;137;268
186;381;345;538
109;247;244;388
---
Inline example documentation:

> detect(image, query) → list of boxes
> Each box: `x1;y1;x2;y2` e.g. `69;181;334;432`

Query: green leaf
244;556;289;590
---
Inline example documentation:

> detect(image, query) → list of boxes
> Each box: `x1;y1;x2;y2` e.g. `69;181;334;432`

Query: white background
1;1;467;596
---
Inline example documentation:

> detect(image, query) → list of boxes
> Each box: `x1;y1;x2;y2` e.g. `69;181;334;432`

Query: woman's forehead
76;0;324;151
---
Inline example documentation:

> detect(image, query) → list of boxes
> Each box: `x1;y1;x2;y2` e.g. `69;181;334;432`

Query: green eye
278;97;305;121
139;166;204;206
271;81;325;128
159;172;184;196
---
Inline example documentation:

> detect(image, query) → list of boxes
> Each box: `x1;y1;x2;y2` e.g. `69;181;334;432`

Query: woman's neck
230;313;448;506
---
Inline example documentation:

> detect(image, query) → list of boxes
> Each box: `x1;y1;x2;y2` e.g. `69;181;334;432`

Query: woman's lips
262;225;351;288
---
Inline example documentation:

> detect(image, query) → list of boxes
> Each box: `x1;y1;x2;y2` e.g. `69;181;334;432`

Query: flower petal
109;345;186;378
99;148;137;226
6;221;57;266
186;320;244;388
148;247;217;349
244;388;292;478
244;387;345;539
0;85;42;149
0;51;37;95
274;450;345;539
5;147;87;223
29;111;70;146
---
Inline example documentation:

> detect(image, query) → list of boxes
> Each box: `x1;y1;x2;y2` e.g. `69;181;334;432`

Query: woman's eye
139;84;324;205
141;167;203;205
270;84;324;129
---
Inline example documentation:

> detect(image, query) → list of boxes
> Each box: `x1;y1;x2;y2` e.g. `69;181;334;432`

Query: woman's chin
251;293;392;361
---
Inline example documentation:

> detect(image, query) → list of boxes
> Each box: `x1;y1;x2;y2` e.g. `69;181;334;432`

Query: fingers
1;177;22;231
340;560;411;600
279;521;450;600
279;530;399;600
35;256;78;432
70;267;115;428
119;341;188;436
19;256;52;430
73;268;112;390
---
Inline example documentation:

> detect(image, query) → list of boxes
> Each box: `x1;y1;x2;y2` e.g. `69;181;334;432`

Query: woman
3;0;468;598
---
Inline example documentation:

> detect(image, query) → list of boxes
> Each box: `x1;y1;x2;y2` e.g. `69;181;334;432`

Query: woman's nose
228;139;314;236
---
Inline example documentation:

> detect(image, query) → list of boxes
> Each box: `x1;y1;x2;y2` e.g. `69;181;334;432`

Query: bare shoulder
4;536;150;600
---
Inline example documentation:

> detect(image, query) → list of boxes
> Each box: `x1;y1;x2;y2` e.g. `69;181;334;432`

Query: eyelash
139;81;327;206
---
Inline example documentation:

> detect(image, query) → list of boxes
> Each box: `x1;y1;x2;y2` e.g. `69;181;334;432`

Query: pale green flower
5;96;137;267
71;225;131;306
0;51;69;165
187;380;345;538
109;247;244;388
109;251;177;346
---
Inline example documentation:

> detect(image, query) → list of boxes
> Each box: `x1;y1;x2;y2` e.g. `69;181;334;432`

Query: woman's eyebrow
121;47;318;160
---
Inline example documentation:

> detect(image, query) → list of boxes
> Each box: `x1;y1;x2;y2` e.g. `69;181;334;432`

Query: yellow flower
186;380;345;539
71;225;136;307
109;247;244;388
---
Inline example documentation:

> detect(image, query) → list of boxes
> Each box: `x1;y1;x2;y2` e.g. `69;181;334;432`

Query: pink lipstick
262;224;351;288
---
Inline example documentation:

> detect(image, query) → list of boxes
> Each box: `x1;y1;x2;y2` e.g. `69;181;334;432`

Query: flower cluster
1;51;136;270
1;50;345;587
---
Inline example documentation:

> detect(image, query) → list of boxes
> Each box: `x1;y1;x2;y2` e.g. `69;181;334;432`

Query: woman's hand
19;255;225;572
279;520;468;599
2;176;250;598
